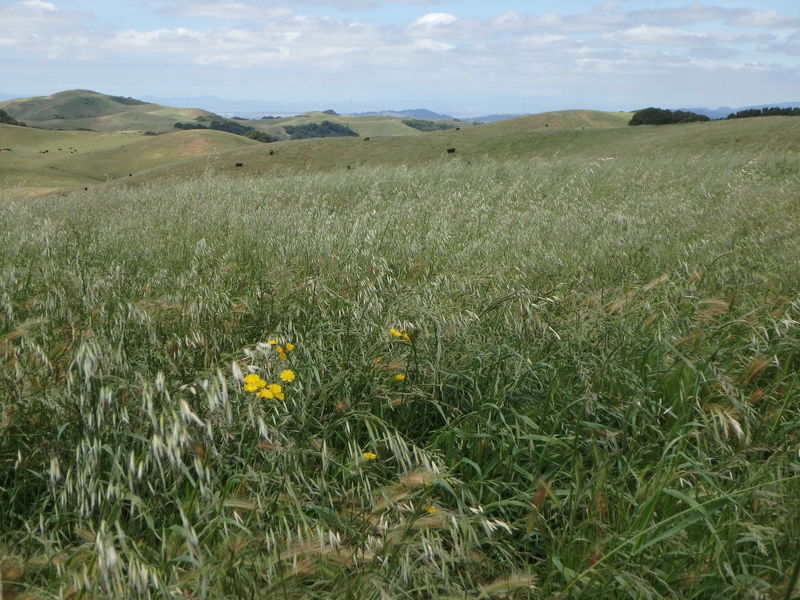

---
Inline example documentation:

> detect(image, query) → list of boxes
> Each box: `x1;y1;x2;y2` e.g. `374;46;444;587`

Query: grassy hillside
0;123;259;197
143;114;800;184
478;109;632;133
0;118;798;598
4;113;800;200
0;90;214;133
237;111;469;140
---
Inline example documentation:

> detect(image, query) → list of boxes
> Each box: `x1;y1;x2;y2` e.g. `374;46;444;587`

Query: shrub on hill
284;121;359;139
0;109;26;127
402;118;457;132
245;130;278;143
727;107;800;119
629;107;710;126
110;95;146;105
174;119;275;142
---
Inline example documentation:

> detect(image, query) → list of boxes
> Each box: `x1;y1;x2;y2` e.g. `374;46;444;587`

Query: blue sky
1;0;799;115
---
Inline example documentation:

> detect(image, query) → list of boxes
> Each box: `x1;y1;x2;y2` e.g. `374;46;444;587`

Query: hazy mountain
679;102;800;120
351;108;455;120
458;114;522;123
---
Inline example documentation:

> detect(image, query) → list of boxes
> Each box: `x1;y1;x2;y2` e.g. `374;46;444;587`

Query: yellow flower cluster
268;340;295;361
388;328;410;341
243;372;291;401
362;452;378;461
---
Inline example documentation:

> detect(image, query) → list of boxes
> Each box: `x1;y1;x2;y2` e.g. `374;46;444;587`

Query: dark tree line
110;96;146;106
402;118;457;132
629;108;710;126
0;109;26;127
283;121;359;139
174;119;277;142
727;107;800;119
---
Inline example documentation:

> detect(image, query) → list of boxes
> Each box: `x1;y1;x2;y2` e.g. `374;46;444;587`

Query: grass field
1;116;799;599
0;125;260;198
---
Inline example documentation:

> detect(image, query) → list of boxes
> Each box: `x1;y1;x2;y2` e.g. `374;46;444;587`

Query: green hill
238;111;469;140
141;113;800;184
0;90;215;133
478;109;633;133
4;109;799;200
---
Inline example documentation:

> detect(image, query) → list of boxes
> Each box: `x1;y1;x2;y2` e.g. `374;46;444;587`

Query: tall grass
1;151;799;598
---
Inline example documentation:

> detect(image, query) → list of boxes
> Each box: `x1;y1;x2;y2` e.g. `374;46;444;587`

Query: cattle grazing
455;127;460;131
129;173;133;177
0;148;12;152
364;137;370;141
84;187;88;191
346;165;351;170
545;123;548;128
235;162;244;167
446;148;456;153
269;149;274;155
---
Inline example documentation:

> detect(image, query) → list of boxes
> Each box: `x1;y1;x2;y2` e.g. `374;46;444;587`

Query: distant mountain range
350;109;521;123
677;102;800;120
3;90;799;124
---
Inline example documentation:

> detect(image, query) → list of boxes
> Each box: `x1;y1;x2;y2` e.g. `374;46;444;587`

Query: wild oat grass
1;151;798;598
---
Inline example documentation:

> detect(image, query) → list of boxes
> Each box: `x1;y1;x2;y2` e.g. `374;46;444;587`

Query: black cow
364;137;370;141
446;148;456;153
235;162;244;167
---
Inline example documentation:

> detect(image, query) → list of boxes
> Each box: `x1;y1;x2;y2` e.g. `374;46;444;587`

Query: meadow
1;120;799;599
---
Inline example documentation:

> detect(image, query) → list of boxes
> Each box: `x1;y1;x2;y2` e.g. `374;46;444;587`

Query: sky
1;0;799;115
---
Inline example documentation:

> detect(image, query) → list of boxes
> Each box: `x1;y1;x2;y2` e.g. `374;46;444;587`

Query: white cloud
169;2;293;20
19;0;57;10
412;38;454;52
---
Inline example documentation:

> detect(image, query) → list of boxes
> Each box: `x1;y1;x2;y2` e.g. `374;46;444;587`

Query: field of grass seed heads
1;153;799;599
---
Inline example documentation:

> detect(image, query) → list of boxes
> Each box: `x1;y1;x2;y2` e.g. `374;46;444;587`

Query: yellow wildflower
257;388;274;399
425;506;437;515
244;373;265;386
362;452;377;461
279;369;295;382
276;346;288;361
285;343;295;352
389;328;410;341
268;383;282;395
244;383;260;392
394;374;406;382
267;340;279;345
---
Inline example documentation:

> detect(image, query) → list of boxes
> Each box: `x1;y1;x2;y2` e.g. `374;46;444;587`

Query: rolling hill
0;89;215;133
234;111;469;140
0;123;259;197
5;93;797;201
146;110;800;185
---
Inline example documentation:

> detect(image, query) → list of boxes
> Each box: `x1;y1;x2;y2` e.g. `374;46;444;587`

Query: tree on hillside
0;109;26;127
283;121;359;139
174;119;275;142
629;108;709;126
402;118;457;132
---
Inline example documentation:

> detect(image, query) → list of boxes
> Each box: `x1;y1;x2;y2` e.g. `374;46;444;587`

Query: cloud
3;0;800;111
166;2;293;20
